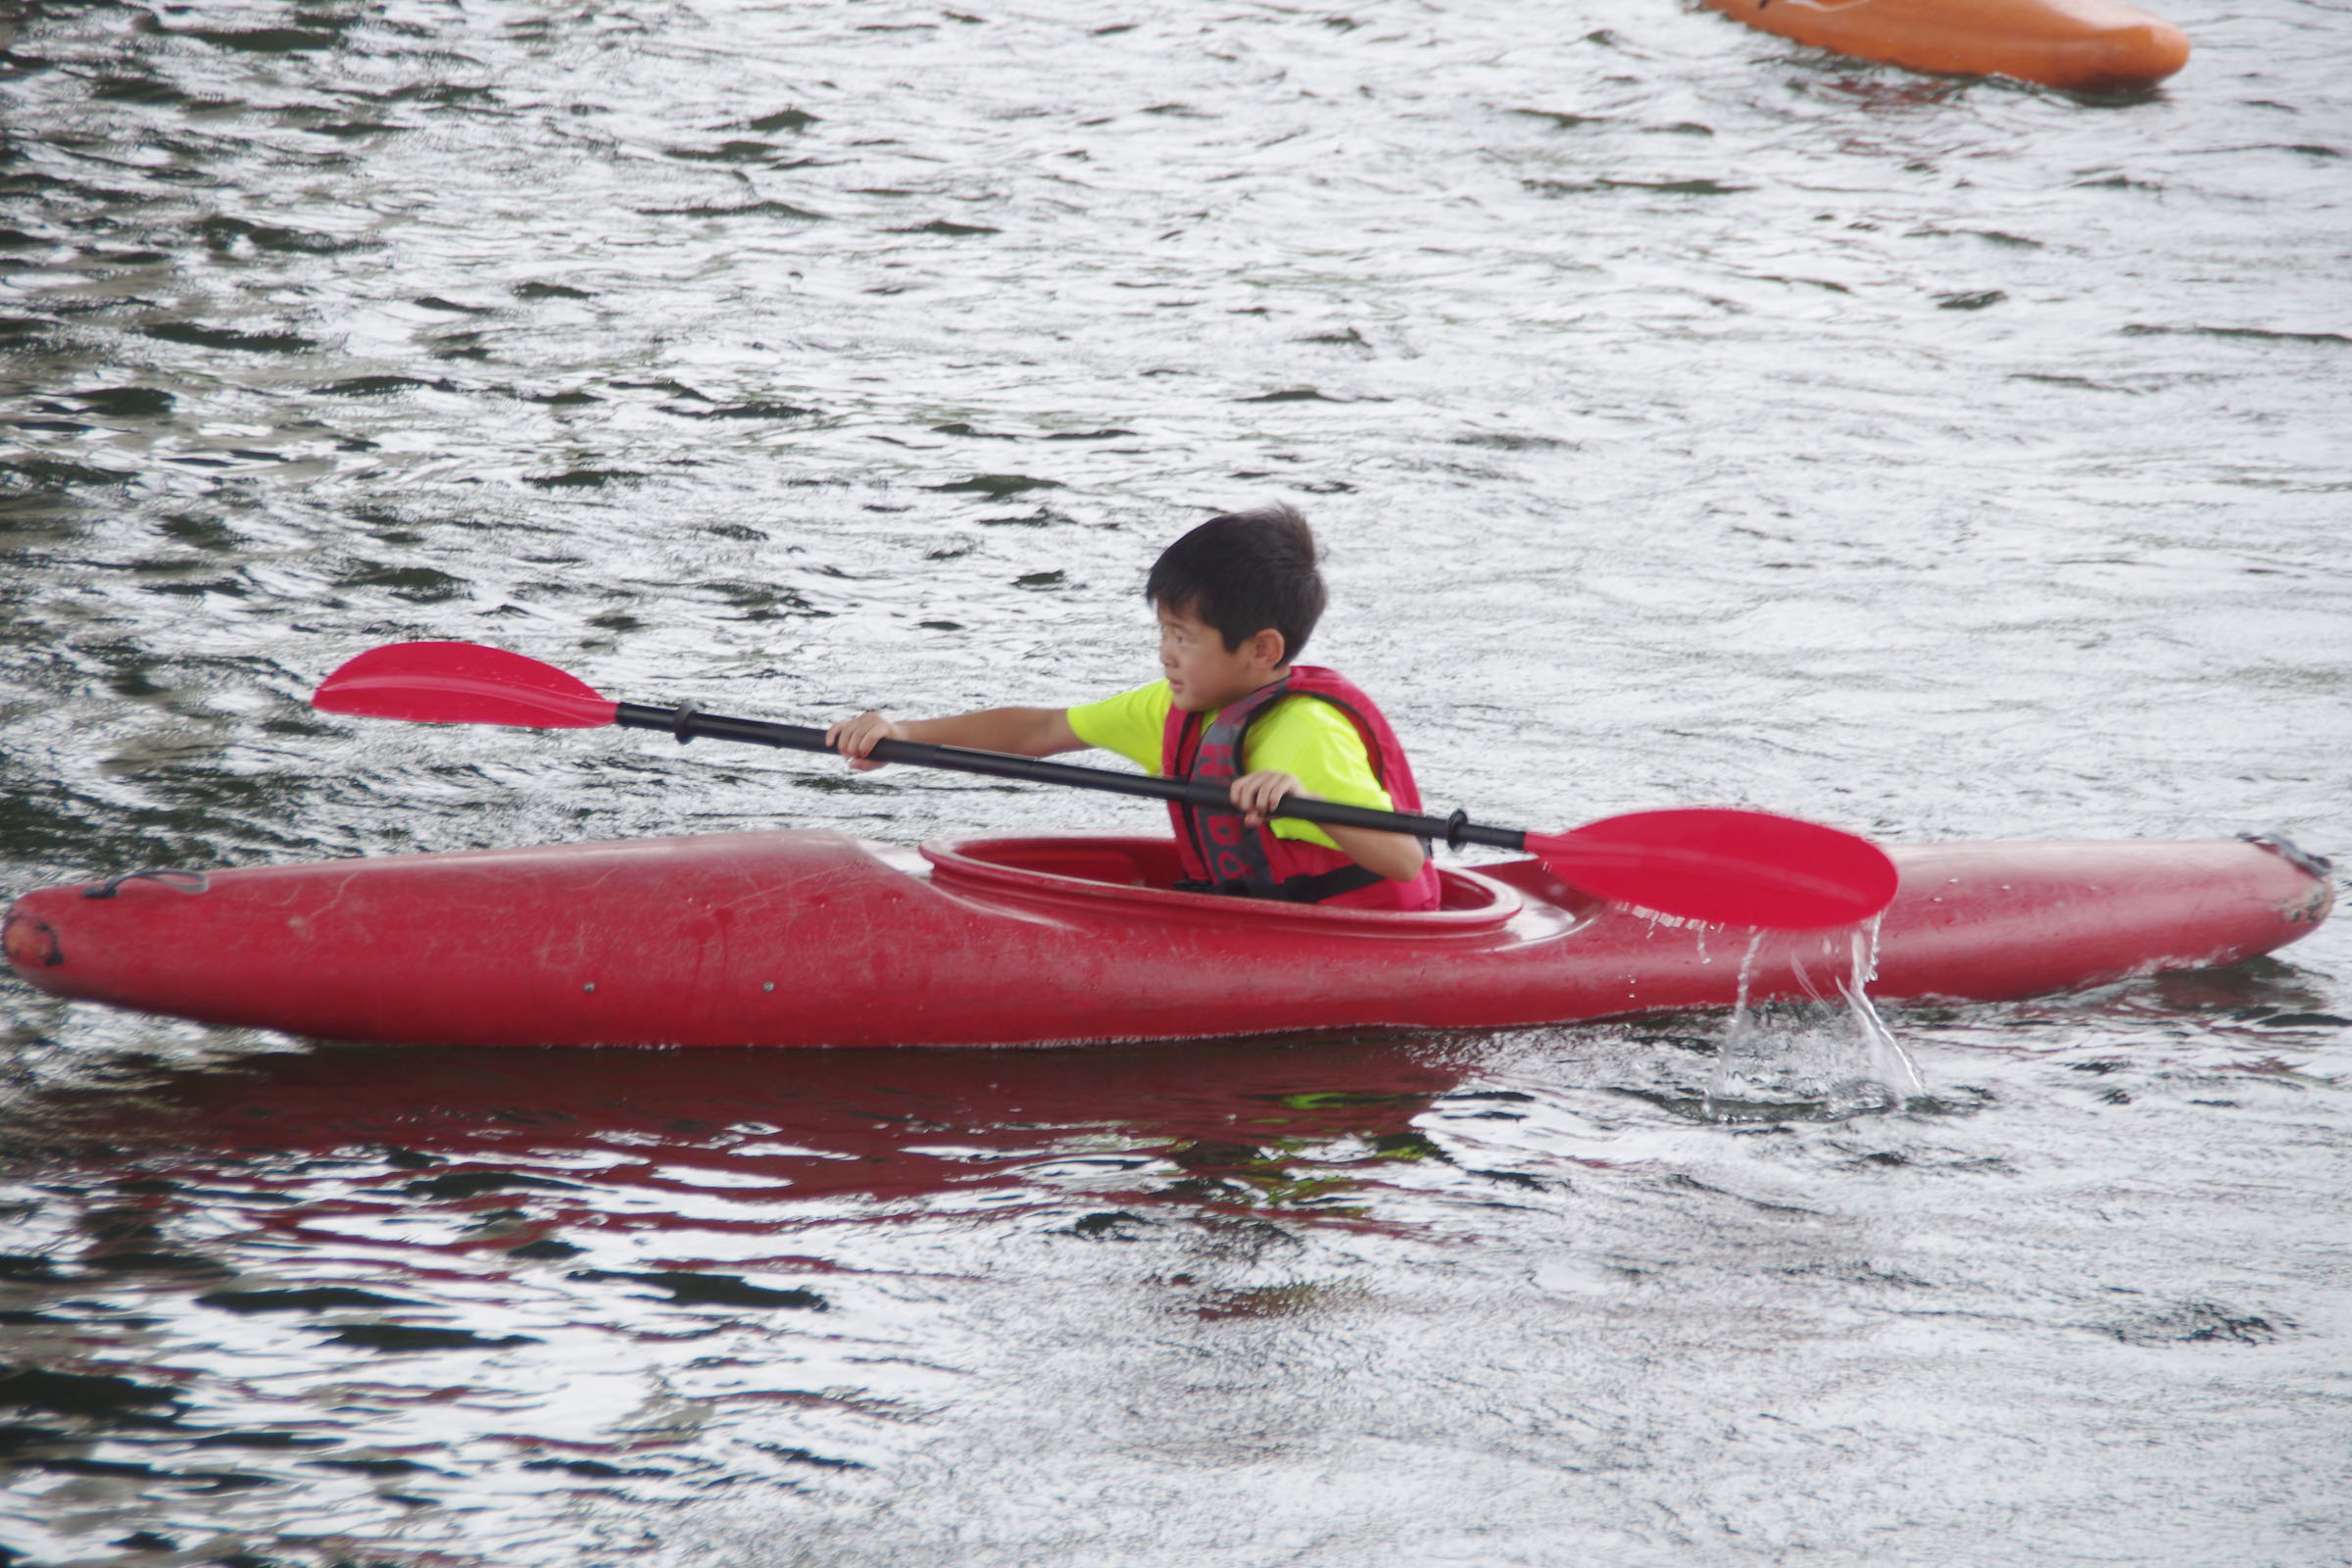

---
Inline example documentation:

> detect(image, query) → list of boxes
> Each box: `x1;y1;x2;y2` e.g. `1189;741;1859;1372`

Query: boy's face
1156;601;1286;712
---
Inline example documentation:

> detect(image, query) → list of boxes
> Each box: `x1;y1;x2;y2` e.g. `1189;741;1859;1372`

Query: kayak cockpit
921;835;1555;933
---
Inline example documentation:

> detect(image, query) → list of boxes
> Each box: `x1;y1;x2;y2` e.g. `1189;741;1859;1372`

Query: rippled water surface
4;0;2350;1562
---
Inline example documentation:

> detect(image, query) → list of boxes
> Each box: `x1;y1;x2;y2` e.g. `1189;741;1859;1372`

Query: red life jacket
1161;666;1443;912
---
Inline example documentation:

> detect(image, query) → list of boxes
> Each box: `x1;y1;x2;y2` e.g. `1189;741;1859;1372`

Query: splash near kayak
4;831;2328;1048
1699;0;2191;92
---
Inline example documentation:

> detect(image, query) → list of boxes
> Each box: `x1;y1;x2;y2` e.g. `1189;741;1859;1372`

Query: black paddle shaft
613;701;1529;854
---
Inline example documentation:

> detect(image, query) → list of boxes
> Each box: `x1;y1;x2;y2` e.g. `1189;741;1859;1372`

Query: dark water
4;1;2349;1562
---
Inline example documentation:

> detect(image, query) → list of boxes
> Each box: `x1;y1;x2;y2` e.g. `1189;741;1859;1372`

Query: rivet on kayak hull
583;982;596;993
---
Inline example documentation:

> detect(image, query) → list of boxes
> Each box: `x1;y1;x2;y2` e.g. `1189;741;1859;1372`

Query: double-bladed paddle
311;640;1899;930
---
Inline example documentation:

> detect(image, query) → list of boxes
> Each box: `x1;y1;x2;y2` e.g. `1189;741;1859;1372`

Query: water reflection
21;1033;1475;1210
0;1032;1496;1553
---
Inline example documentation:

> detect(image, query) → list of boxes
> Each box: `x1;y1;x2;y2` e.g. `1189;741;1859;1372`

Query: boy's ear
1250;627;1288;667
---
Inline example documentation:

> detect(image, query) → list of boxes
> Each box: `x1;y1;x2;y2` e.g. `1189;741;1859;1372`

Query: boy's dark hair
1145;504;1326;662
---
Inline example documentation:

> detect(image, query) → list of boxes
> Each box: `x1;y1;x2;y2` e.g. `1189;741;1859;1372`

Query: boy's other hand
1230;769;1308;827
826;710;903;771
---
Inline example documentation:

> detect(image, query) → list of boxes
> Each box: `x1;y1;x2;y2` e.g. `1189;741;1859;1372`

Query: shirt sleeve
1064;680;1173;775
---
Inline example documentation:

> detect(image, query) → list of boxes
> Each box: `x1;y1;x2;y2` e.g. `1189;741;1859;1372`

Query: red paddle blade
1526;808;1898;930
312;642;618;728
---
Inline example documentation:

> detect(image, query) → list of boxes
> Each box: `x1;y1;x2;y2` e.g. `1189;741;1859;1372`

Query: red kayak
3;831;2330;1048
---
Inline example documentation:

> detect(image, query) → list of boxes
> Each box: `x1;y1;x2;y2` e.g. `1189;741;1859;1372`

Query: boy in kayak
827;504;1443;911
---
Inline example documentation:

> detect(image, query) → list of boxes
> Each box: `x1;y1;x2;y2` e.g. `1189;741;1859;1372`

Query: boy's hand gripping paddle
313;641;1899;930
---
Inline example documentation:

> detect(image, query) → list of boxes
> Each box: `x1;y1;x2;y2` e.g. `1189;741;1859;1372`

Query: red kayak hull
3;833;2330;1049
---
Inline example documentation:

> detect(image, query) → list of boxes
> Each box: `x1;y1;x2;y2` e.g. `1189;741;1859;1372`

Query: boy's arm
826;707;1083;770
1230;771;1428;883
1323;820;1428;883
